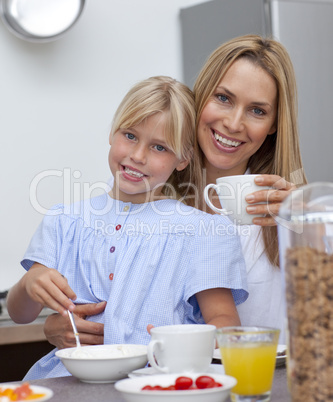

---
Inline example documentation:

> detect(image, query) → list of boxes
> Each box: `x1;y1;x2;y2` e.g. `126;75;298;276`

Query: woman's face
197;58;277;178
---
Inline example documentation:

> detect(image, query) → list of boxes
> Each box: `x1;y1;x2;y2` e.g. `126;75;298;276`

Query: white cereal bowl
55;344;148;383
115;373;237;402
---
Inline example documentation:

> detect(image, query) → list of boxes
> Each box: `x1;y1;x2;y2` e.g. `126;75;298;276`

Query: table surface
8;366;290;402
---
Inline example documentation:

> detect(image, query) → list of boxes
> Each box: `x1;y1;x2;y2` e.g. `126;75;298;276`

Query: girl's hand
245;174;296;226
22;263;77;317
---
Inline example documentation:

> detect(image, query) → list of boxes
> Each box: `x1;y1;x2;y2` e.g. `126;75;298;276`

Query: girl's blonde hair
111;76;203;206
193;34;307;266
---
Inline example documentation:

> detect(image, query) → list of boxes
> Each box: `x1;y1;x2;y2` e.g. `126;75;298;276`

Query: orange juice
220;343;277;395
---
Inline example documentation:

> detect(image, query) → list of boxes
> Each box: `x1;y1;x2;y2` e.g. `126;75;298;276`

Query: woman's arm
196;287;241;328
7;262;76;324
44;302;106;349
245;174;296;226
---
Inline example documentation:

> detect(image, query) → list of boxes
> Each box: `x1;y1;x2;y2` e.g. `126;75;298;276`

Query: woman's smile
211;128;244;151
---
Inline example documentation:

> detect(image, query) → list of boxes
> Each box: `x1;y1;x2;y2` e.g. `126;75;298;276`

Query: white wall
0;0;211;292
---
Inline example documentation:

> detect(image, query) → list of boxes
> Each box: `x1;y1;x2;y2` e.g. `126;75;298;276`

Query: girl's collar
106;192;179;207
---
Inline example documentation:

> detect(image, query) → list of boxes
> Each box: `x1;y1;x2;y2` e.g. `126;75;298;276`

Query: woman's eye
253;107;265;116
217;94;229;103
125;133;136;140
154;144;166;152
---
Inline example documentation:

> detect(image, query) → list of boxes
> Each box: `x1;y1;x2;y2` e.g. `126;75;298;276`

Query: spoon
67;310;81;348
67;310;93;358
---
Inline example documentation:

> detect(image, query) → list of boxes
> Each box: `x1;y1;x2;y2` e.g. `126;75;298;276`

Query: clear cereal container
278;182;333;402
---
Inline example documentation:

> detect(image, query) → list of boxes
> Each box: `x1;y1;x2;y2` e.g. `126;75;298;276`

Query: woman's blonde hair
193;34;307;266
111;76;203;205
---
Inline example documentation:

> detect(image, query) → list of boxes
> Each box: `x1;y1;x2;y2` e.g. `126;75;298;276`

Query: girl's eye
125;133;136;140
217;94;229;103
154;144;166;152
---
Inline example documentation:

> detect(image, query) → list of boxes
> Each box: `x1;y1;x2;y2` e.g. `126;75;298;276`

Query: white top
236;224;286;343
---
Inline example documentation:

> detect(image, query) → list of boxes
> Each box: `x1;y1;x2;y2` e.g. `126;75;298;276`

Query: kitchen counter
0;310;55;382
0;307;54;344
0;315;48;345
10;366;289;401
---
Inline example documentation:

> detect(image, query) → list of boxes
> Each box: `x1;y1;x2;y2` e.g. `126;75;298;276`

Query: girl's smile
108;112;188;204
198;58;277;178
121;165;147;181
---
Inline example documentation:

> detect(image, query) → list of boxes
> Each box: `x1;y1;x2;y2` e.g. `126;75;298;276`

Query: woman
42;35;306;347
192;34;306;343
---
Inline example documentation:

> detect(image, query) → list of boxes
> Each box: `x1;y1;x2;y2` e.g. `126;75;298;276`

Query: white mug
147;324;216;374
204;174;270;225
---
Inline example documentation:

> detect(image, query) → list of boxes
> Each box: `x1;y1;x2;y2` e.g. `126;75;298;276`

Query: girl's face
198;58;277;178
108;112;188;203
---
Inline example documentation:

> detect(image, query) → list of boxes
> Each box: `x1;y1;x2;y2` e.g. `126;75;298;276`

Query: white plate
0;384;53;401
213;348;221;360
213;344;287;366
129;364;225;378
115;372;236;402
276;344;287;366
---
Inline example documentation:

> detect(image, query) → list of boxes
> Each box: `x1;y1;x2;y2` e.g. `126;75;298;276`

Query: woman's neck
203;160;248;186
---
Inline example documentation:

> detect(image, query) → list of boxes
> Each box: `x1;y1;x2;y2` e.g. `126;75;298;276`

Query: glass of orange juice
216;326;280;402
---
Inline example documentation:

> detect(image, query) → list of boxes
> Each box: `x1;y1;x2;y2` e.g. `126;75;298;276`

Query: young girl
7;76;248;379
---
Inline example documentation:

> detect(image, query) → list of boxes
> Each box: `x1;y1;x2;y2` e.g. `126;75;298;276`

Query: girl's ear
176;159;190;172
109;132;113;145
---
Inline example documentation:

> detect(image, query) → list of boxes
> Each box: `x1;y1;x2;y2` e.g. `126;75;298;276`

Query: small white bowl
55;344;148;383
115;372;237;402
